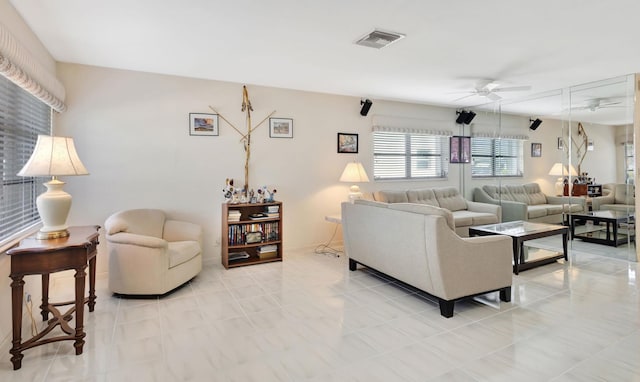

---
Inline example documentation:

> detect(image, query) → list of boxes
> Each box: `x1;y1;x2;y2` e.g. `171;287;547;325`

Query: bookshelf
221;201;283;269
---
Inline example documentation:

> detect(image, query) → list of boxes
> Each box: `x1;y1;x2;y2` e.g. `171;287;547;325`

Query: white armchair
105;209;203;295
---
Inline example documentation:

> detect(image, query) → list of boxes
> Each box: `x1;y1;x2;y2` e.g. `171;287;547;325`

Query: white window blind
373;132;448;180
624;142;634;185
0;74;51;245
471;137;523;177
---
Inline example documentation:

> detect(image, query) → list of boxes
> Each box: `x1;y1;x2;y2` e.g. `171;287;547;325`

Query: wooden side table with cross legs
6;225;100;370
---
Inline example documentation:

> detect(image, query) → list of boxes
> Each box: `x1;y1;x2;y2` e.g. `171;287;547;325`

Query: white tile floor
0;242;638;381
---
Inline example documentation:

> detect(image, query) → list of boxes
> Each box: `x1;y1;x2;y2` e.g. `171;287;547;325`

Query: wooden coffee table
469;221;568;275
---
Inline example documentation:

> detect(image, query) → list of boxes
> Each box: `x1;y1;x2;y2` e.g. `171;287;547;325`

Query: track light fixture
455;110;476;125
360;99;373;116
529;118;543;130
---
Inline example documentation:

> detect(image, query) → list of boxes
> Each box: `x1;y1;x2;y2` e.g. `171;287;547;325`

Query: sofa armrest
472;188;496;204
546;195;586;207
497;200;527;222
163;220;203;244
591;195;615;211
466;200;502;217
107;232;168;249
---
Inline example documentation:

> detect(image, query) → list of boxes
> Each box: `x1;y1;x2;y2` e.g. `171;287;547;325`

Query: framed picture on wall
450;136;470;163
189;113;219;136
269;118;293;138
557;137;564;150
531;143;542;157
337;133;358;153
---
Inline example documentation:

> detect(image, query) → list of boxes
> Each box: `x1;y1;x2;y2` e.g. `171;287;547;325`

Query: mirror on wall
467;74;636;263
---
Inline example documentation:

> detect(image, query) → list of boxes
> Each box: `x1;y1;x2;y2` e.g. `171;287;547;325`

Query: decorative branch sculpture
209;86;275;195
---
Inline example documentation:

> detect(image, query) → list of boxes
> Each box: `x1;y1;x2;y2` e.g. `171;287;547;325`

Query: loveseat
591;183;635;212
373;187;501;236
342;199;512;318
473;183;585;223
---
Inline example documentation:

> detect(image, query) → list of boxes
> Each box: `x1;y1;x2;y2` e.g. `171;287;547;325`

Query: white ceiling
10;0;640;124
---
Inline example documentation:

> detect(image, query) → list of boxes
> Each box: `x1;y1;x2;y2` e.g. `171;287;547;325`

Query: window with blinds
0;75;51;246
373;132;448;180
624;142;635;185
471;137;523;177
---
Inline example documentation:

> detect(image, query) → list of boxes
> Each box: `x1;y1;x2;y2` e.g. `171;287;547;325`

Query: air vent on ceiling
355;29;405;49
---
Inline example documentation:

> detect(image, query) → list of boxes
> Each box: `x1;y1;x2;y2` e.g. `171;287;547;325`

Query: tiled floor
0;241;638;381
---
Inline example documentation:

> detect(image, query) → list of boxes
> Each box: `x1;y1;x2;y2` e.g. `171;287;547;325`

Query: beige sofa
591;183;635;212
373;187;501;236
473;183;585;223
342;199;512;318
105;209;203;295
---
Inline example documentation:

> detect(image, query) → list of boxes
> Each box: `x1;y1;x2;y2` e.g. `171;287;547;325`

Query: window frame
471;137;524;178
373;131;449;180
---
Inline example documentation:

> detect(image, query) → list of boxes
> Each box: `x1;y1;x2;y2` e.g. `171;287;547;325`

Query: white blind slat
373;132;448;180
471;137;523;178
0;75;50;245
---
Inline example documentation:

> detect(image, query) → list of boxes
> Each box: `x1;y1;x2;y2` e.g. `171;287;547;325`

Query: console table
6;225;100;370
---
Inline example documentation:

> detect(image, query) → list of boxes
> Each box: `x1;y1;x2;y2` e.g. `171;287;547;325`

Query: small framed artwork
557;137;564;150
189;113;219;136
269;118;293;138
337;133;358;153
531;143;542;157
450;136;471;163
587;140;594;151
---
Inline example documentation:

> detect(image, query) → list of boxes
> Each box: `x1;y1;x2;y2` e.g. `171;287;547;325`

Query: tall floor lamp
17;135;89;239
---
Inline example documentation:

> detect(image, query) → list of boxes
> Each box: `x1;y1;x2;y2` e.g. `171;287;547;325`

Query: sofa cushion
506;185;531;204
433;187;467;212
407;189;440;207
563;203;584;213
482;185;515;201
389;203;455;230
523;183;547;205
168;241;201;268
452;210;498;226
545;204;564;215
527;205;548;219
374;190;409;203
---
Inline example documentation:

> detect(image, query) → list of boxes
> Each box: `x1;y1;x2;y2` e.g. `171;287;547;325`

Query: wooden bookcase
221;201;283;269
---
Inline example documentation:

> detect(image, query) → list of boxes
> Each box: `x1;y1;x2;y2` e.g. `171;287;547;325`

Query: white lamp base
36;178;71;239
554;178;565;197
348;185;363;203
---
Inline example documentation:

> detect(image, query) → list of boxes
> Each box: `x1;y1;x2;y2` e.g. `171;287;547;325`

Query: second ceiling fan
453;79;531;102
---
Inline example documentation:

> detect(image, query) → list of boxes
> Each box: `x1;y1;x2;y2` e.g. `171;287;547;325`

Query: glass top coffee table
570;210;635;247
469;221;568;275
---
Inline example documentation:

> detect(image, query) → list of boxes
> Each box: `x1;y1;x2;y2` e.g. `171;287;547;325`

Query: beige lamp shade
340;162;370;202
548;162;578;196
17;135;89;239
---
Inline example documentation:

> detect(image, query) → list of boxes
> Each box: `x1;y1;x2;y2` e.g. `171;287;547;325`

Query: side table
6;225;100;370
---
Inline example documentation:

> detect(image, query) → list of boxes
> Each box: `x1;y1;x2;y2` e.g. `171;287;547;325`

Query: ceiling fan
452;79;531;102
572;98;624;112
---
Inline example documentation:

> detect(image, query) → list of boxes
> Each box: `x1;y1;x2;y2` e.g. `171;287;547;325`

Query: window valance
372;125;453;136
471;132;529;140
0;23;66;112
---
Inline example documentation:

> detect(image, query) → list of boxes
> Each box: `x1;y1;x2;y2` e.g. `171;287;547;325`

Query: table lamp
548;162;577;196
17;135;89;239
339;162;370;202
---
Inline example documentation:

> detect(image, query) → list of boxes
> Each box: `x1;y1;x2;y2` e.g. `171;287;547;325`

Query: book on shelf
228;210;241;221
228;251;250;261
257;244;278;259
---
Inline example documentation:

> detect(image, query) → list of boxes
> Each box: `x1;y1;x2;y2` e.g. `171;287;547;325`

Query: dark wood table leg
512;238;519;275
562;231;568;261
73;266;87;355
10;275;25;370
88;257;97;312
41;273;49;321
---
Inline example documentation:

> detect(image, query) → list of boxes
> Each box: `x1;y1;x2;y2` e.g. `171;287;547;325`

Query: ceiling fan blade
452;94;476;102
493;85;531;92
486;92;502;101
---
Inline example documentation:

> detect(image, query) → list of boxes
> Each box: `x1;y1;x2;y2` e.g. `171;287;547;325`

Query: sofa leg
500;287;511;302
348;258;357;271
438;299;454;318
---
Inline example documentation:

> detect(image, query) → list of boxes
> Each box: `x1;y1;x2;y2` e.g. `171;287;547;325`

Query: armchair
105;209;203;295
591;183;635;212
